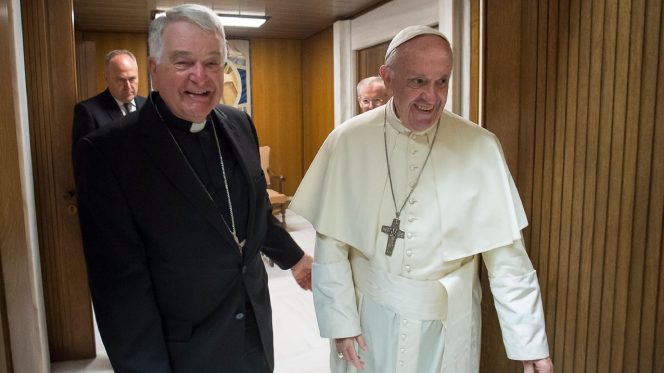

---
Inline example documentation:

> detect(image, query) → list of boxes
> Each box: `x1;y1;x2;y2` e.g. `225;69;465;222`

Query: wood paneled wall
22;0;95;362
250;39;303;196
470;0;480;124
78;31;149;99
482;0;664;372
356;42;388;80
74;38;97;101
302;27;334;172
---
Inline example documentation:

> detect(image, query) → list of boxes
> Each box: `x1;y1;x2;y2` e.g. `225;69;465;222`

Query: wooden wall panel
302;27;334;173
78;31;149;99
21;0;95;362
74;39;97;101
250;38;303;196
483;0;664;371
480;1;523;371
470;0;480;124
356;42;388;80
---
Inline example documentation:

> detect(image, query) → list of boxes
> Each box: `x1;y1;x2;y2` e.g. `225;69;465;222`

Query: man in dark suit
74;4;312;372
72;49;146;150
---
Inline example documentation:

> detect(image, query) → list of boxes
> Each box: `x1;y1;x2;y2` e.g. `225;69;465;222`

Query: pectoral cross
381;218;405;256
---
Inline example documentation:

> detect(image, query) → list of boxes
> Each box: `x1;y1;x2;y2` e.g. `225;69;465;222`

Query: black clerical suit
75;93;303;372
72;88;147;150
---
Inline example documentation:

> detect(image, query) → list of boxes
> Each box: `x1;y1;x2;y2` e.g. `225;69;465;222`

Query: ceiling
73;0;388;39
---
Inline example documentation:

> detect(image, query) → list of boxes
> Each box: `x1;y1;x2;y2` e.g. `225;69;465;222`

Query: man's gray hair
148;4;227;63
356;76;385;95
104;49;136;67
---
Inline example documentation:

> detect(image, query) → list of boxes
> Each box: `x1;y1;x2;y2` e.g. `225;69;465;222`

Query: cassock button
235;313;245;320
406;249;413;257
242;265;247;274
399;360;404;366
400;333;406;340
406;232;413;239
400;348;405;353
407;217;415;222
409;198;416;204
405;265;411;272
411;149;418;155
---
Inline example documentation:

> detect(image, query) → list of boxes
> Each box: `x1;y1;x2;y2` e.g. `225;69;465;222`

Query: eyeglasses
360;98;385;106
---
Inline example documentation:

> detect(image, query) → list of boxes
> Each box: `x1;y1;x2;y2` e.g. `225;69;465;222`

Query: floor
51;210;331;373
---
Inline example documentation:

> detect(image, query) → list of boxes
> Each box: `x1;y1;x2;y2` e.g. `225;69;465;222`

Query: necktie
123;102;132;115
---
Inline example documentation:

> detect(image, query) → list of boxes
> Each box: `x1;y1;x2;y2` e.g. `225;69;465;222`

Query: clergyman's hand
335;335;368;370
291;254;312;290
523;357;553;373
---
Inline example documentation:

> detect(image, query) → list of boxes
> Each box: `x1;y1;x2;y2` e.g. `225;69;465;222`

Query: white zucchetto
385;25;450;61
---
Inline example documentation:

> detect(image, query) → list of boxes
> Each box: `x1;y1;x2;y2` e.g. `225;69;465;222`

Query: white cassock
289;100;550;373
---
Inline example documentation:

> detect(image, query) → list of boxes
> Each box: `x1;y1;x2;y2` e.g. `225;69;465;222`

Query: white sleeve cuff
489;270;550;360
312;260;361;338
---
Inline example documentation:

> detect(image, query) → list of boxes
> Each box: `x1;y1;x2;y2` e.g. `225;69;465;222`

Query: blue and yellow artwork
221;39;252;115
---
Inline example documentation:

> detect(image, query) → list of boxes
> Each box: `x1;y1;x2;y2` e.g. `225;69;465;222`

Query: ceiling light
218;15;268;28
153;11;269;28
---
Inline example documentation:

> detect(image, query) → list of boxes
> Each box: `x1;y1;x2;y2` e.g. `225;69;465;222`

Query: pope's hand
291;254;312;290
335;335;368;370
523;357;553;373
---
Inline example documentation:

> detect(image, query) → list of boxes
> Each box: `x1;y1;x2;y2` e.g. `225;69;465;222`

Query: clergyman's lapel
138;100;239;251
212;107;259;254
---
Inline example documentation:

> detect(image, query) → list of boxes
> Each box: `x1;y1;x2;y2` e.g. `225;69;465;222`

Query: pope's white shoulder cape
290;106;527;260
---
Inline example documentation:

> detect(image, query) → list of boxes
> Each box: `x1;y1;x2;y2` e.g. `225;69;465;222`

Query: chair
259;146;288;225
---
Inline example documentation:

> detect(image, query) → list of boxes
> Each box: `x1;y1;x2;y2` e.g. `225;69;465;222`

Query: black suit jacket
75;95;303;372
72;88;147;150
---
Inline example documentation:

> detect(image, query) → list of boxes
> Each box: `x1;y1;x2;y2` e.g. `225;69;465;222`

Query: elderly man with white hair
290;25;553;373
356;76;389;113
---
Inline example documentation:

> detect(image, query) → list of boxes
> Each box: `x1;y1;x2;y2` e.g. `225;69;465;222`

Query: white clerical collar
190;120;206;133
385;99;439;138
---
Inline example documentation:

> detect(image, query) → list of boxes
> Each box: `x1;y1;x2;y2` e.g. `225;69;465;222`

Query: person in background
290;25;553;373
72;49;145;150
356;75;389;113
74;4;312;372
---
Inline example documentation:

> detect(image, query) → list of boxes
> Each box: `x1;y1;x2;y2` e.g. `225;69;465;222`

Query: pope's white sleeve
482;239;550;361
312;233;362;339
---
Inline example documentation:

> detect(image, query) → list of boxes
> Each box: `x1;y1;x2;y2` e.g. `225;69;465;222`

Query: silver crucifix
381;218;405;256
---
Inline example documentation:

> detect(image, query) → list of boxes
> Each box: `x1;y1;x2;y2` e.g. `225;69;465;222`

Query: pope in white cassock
289;26;554;373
